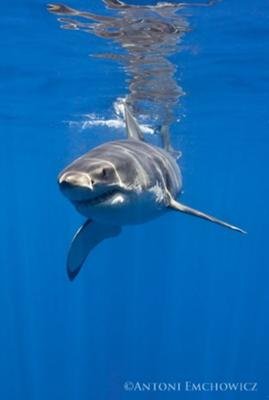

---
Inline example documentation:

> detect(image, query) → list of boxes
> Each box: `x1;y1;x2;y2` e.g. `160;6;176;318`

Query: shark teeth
75;190;119;206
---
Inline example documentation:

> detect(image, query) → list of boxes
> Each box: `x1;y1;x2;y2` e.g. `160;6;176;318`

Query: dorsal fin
124;103;144;141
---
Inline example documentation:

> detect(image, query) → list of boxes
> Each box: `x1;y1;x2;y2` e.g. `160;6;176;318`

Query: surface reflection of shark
58;104;245;281
48;0;215;154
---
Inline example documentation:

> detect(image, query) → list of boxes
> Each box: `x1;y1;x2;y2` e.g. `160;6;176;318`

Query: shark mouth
74;189;119;207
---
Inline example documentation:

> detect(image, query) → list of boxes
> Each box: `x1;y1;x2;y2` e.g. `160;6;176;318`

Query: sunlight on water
67;97;155;134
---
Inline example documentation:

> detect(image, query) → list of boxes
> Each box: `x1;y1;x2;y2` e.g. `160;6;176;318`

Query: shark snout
58;171;93;190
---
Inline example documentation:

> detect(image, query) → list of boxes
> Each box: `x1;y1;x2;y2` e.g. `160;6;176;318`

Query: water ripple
48;0;216;149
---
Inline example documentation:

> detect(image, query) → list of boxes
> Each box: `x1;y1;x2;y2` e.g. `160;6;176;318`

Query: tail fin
158;125;181;159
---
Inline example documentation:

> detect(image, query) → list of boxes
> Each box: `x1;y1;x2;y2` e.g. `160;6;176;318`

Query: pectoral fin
67;219;122;281
169;198;246;234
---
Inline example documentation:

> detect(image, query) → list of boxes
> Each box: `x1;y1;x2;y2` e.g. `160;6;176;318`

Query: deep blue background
1;0;268;399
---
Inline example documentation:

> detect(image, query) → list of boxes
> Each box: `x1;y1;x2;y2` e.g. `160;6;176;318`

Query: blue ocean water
1;0;268;399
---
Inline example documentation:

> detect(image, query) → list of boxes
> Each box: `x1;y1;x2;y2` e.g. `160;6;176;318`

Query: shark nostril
59;174;78;186
91;179;95;185
58;172;93;189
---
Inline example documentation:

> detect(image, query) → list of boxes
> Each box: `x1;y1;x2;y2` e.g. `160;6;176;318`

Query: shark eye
102;167;108;178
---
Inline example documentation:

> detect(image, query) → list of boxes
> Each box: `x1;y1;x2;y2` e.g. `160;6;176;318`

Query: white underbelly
75;190;168;225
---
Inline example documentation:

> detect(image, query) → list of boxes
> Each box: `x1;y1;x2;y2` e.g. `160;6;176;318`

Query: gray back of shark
58;104;246;280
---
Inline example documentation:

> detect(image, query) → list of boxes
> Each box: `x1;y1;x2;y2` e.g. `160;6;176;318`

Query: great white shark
58;104;245;280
